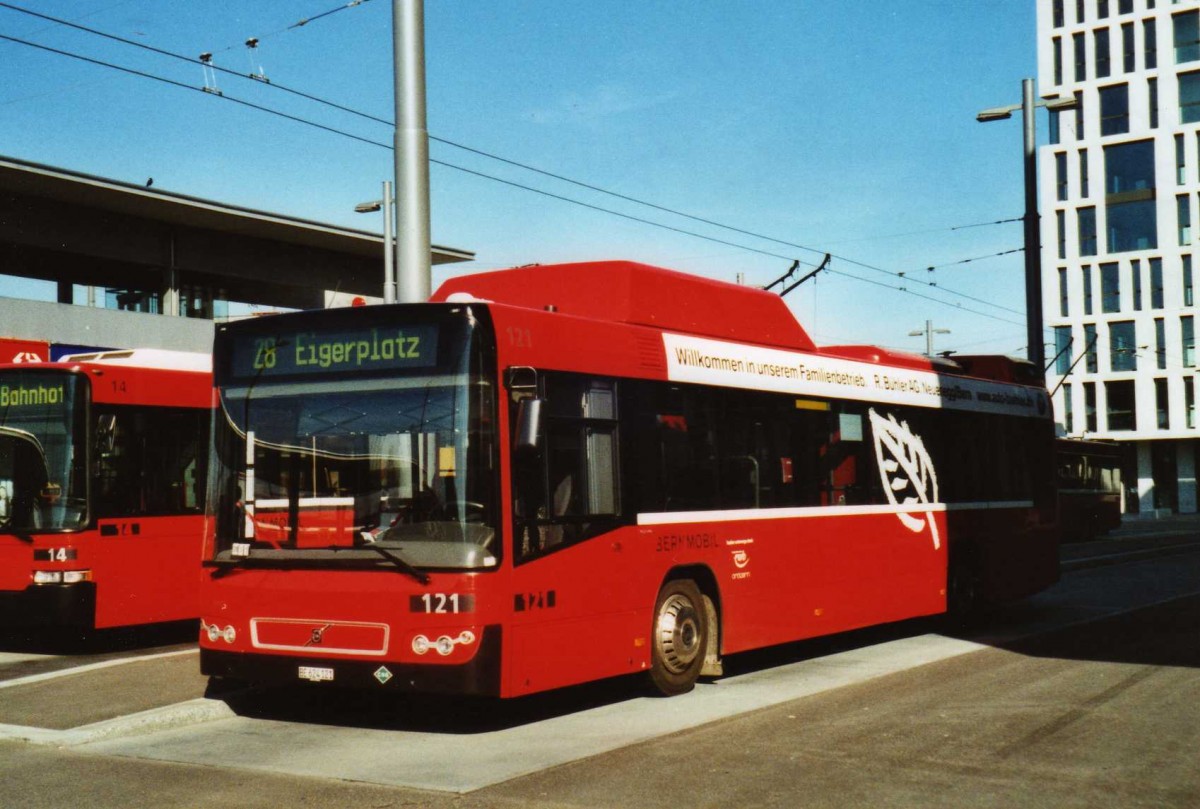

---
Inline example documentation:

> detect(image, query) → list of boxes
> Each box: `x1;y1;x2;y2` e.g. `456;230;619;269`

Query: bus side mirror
514;397;544;458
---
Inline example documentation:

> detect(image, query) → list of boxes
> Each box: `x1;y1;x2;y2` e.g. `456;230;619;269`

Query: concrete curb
0;697;235;746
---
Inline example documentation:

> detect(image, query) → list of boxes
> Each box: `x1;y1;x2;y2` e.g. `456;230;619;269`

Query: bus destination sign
231;324;439;379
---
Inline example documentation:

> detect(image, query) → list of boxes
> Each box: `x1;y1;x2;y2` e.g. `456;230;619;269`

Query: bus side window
93;407;207;518
820;408;869;506
513;373;621;561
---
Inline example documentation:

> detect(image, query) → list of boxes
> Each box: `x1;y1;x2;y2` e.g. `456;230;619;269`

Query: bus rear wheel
649;579;709;696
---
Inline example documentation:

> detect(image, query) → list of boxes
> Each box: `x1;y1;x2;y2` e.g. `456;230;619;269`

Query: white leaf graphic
869;409;940;549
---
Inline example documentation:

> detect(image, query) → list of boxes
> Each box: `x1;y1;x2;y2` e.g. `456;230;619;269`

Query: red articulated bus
199;261;1059;697
1055;438;1123;541
0;350;211;633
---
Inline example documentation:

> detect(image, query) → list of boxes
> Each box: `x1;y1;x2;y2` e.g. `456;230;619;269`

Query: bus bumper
0;582;96;629
200;625;503;696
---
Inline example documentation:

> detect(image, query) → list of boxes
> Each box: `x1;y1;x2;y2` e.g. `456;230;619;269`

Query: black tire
648;579;708;696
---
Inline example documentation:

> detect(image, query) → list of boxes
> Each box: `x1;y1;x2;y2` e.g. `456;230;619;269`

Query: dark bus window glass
0;371;88;532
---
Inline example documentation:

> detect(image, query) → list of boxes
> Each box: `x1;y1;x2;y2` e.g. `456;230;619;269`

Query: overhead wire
0;31;811;267
0;8;1030;325
209;0;375;54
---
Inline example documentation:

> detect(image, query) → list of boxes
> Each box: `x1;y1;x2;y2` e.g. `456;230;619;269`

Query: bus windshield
0;371;88;532
209;307;498;570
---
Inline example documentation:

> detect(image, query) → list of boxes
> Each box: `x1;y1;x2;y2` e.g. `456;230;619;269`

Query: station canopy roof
0;154;473;310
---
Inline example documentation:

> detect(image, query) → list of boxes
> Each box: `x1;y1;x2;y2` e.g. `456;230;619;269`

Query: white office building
1038;0;1199;514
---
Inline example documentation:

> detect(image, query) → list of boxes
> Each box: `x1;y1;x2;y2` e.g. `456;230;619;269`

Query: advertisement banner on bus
663;333;1047;419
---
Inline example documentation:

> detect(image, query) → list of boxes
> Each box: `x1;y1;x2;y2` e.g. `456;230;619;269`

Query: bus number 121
411;593;472;614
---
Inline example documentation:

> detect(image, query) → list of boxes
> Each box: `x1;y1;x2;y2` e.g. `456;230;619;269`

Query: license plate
297;666;334;682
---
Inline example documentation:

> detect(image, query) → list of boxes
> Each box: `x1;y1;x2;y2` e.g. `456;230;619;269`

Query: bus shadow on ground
211;674;645;735
210;615;955;735
207;591;1199;735
990;593;1200;671
0;619;197;656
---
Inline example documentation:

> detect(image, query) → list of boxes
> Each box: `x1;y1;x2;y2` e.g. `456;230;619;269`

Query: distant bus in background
1056;438;1123;542
0;350;211;634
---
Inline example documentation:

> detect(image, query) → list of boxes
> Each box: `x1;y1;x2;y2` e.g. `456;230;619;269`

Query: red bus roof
432;261;817;352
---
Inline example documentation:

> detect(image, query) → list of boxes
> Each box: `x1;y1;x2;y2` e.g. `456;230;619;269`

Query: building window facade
1132;259;1143;310
1175;10;1200;63
1184;315;1196;366
1105;140;1158;252
1110;320;1139;371
1155;377;1170;428
1101;262;1121;312
1180;70;1200;123
1099;84;1131;135
1080;208;1099;256
1146;18;1158;69
1105;380;1137;430
1151;258;1165;308
1056;325;1074;375
1156;317;1167;368
1096;28;1112;77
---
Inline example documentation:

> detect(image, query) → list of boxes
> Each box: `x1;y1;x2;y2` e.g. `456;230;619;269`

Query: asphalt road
0;525;1197;808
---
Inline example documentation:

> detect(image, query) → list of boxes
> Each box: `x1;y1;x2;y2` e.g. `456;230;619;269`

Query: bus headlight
202;621;238;644
32;570;91;585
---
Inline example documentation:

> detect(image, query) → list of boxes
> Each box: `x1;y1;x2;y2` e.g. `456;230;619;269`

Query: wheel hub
655;593;702;674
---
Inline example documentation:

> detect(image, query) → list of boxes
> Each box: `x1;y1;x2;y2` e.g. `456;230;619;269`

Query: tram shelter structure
0;154;473;356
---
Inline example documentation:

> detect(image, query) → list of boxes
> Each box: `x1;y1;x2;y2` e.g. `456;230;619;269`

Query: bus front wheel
649;579;709;696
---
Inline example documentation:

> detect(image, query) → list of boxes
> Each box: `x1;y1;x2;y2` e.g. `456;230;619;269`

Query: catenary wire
0;2;1024;275
0;27;1030;328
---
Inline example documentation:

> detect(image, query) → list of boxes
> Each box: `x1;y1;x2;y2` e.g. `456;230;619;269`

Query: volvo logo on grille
306;624;332;646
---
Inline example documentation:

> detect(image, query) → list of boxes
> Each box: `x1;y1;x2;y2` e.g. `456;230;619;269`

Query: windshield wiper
364;537;432;583
361;534;431;585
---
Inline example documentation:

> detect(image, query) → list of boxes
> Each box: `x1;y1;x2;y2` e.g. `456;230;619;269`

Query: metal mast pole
1022;77;1044;371
392;0;431;303
382;180;396;303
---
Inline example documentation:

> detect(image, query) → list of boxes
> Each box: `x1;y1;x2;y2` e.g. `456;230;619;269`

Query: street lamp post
909;320;951;357
354;180;397;304
977;78;1077;373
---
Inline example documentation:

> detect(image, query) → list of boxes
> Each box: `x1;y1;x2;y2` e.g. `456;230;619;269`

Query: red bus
199;261;1059;697
1055;438;1123;541
0;350;211;633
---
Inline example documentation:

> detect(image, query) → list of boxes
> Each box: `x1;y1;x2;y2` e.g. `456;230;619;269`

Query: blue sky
1;1;1040;355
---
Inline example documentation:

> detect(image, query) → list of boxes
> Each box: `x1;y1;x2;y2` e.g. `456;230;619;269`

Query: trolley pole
392;0;432;303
